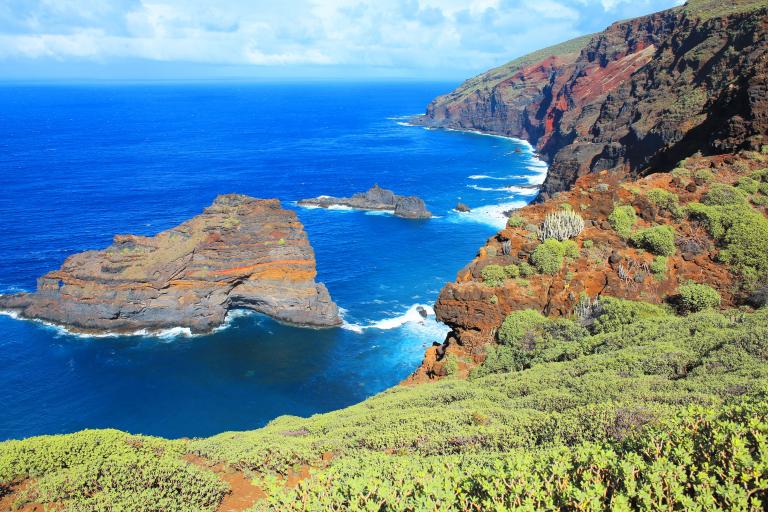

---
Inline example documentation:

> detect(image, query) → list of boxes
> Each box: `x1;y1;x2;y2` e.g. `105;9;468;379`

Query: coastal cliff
414;0;768;201
0;194;341;333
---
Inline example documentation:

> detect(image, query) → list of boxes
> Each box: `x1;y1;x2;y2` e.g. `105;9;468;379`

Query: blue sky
0;0;684;80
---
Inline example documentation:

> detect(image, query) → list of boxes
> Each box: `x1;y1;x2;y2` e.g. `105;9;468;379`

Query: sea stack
0;195;342;334
299;184;432;219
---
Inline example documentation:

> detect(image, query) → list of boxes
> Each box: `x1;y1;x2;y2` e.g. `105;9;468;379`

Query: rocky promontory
299;184;431;219
0;195;342;334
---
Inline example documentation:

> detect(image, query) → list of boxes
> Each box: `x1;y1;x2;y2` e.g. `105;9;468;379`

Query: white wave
364;210;392;216
0;308;199;340
526;173;547;185
396;121;416;127
448;201;527;229
342;304;437;333
468;174;493;180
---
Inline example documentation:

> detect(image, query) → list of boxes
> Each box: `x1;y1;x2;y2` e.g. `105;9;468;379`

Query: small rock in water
416;306;428;318
455;202;471;212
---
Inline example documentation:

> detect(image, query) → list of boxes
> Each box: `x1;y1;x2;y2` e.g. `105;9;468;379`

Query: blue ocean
0;82;546;440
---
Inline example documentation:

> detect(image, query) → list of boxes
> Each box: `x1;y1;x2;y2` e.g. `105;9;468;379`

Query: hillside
414;0;768;201
2;1;768;510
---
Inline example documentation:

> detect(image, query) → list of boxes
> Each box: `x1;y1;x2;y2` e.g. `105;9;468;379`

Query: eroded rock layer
0;195;341;333
414;0;768;201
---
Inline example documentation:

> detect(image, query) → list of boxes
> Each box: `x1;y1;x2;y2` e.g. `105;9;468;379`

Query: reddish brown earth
0;480;61;512
185;455;266;512
415;1;768;201
0;194;341;334
407;152;767;382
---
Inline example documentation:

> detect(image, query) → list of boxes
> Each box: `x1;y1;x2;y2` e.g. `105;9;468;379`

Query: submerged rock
0;195;342;334
299;184;431;219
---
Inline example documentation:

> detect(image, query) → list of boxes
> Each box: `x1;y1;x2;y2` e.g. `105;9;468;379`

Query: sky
0;0;684;81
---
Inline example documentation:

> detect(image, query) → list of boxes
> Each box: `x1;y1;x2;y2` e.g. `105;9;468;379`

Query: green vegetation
693;168;714;182
687;190;768;288
646;188;682;217
0;430;227;511
518;261;536;277
503;264;520;278
608;205;638;238
630;225;677;256
703;184;749;206
507;215;526;228
650;255;668;280
531;239;568;274
257;399;768;511
682;0;768;20
481;264;507;287
678;281;722;312
4;302;768;510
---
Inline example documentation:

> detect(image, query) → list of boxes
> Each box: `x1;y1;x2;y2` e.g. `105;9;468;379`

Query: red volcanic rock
414;2;768;201
408;153;765;382
0;195;341;334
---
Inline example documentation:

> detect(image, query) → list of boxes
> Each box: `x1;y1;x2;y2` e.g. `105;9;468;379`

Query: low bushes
531;239;566;274
630;225;676;256
481;264;507;287
678;281;721;312
608;205;637;238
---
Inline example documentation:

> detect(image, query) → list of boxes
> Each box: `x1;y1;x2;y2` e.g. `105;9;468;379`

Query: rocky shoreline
299;184;431;219
0;194;342;334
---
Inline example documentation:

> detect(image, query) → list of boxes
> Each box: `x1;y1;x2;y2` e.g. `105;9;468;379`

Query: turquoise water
0;82;545;439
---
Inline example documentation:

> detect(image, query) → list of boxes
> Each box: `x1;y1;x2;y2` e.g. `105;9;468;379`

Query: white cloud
0;0;682;76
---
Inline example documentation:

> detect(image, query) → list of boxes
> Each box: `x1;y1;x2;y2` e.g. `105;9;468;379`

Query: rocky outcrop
0;195;342;334
408;151;767;382
413;0;768;201
299;184;431;219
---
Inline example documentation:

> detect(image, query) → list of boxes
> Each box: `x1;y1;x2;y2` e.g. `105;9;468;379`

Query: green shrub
737;176;760;194
481;264;507;287
650;255;668;280
0;430;228;511
563;240;579;259
503;264;520;278
518;261;536;277
646;188;680;213
497;310;548;344
678;282;721;312
443;354;460;376
693;168;714;182
702;184;748;206
630;225;677;256
687;201;768;288
531;239;567;274
507;215;525;228
591;297;670;334
559;203;572;211
608;205;637;238
583;239;594;249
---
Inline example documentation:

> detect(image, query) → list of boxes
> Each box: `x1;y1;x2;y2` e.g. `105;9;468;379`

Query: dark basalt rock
414;3;768;202
0;195;342;334
299;184;432;219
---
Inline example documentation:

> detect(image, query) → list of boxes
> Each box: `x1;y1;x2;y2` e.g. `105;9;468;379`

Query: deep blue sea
0;82;546;440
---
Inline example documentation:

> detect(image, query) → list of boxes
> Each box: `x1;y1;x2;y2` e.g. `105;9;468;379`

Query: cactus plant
537;210;585;241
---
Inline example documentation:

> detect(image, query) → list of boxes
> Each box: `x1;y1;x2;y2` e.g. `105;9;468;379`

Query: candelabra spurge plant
538;210;585;241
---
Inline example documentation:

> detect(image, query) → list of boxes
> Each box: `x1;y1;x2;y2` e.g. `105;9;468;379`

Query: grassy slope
431;33;593;106
2;302;768;510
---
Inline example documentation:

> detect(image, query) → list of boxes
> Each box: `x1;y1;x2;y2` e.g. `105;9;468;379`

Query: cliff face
0;195;341;333
415;0;768;201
